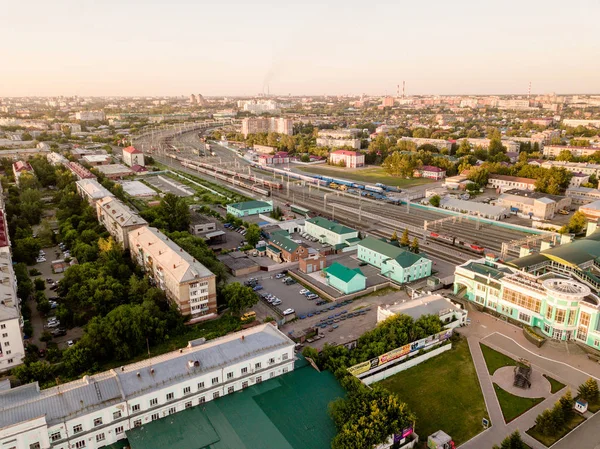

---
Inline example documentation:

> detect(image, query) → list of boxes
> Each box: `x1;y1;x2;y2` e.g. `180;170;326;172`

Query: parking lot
145;175;194;197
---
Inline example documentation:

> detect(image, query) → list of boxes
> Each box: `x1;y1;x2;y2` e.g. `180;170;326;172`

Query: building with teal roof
357;237;432;284
324;262;366;294
226;200;273;217
304;217;359;247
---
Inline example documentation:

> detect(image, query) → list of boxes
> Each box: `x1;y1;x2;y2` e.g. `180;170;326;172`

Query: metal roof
228;200;272;211
324;262;365;283
307;217;356;236
359;237;426;268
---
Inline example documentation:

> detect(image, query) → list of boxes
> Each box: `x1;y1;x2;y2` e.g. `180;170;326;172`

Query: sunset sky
2;0;599;97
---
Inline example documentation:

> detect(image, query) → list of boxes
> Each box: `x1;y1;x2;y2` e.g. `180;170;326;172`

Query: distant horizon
1;0;598;97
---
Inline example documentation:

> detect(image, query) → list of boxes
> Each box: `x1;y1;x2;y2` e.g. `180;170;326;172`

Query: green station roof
307;217;356;235
125;361;345;449
359;236;426;268
325;262;365;283
228;200;271;211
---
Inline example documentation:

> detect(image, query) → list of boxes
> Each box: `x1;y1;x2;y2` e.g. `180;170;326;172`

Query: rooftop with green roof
124;360;345;449
306;217;356;235
358;236;424;268
325;262;365;283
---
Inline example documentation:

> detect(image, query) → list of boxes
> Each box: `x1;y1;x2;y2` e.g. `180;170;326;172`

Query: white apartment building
400;137;452;151
96;197;148;249
46;152;68;166
128;226;217;318
0;250;24;373
122;146;145;167
75;111;106;121
539;161;600;177
488;175;536;192
0;324;295;449
566;187;600;204
562;119;600;128
316;130;361;150
459;138;520;153
239;99;280;114
543;145;600;158
75;179;114;206
328;150;365;168
241;118;293;137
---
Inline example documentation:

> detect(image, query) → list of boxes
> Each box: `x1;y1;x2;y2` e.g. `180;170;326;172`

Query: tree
34;278;46;291
567;211;587;234
578;378;599;404
556;150;574;162
400;229;410;247
270;206;283;220
493;430;527;449
410;237;420;254
245;224;261;247
429;195;441;207
13;237;41;265
221;282;258;315
159;193;190;232
558;390;575;420
390;231;398;241
467;166;489;187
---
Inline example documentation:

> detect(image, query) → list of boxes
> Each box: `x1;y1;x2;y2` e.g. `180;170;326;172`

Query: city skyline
1;0;599;97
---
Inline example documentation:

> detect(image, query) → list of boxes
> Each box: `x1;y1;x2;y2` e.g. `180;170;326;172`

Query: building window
150;398;158;406
502;288;541;313
152;413;159;421
242;381;248;389
7;358;12;363
133;419;142;428
270;372;275;378
3;341;9;347
113;410;122;420
115;426;124;434
73;424;83;434
500;305;511;315
30;444;41;449
198;382;204;390
241;367;248;375
169;407;177;415
50;431;61;442
228;386;234;394
255;362;261;370
0;324;5;329
269;358;275;365
213;392;220;399
75;441;86;449
166;392;174;401
183;386;191;394
283;367;288;373
546;305;554;320
544;324;551;334
282;353;288;361
256;376;262;384
518;311;531;323
555;309;566;324
93;418;103;427
2;333;7;338
96;433;105;442
199;396;205;404
185;401;192;409
212;377;219;385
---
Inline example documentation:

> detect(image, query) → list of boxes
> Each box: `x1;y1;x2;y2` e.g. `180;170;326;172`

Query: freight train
428;231;485;254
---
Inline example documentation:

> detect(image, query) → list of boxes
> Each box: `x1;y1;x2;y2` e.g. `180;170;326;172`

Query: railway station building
357;237;432;284
454;233;600;348
226;200;273;217
304;216;359;248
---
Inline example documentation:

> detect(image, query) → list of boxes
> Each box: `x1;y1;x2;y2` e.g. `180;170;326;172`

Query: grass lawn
378;338;488;446
543;374;566;394
480;343;516;375
298;165;435;187
587;401;600;413
493;383;544;422
527;413;586;447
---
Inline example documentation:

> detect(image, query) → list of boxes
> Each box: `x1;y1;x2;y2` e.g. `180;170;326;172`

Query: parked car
67;340;75;347
253;285;263;291
47;321;60;329
299;289;309;295
282;308;295;316
275;273;285;279
272;299;282;306
51;328;67;337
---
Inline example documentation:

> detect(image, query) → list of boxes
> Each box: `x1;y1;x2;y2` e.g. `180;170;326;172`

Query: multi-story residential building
12;160;35;186
304;217;359;248
538;160;600;177
128;226;217;319
566;186;600;204
562;119;600;128
454;237;600;347
328;149;365;168
241;118;293;137
458;138;520;153
75;110;106;121
75;179;115;205
0;323;294;449
569;173;590;188
543;145;600;158
497;99;531;110
488;175;536;192
96;197;148;249
226;200;273;218
316;129;361;150
381;96;395;107
122;146;145;167
497;189;572;219
82;154;112;166
400;137;452;151
66;161;96;180
357;237;432;284
414;165;446;180
46;152;68;166
266;230;309;263
0;250;24;373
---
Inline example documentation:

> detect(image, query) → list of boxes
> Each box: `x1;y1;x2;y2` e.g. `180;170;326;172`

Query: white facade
0;250;25;373
543;145;600;158
75;111;106;121
75;179;114;206
488;175;536;192
0;324;295;449
122;147;145;167
400;137;452;151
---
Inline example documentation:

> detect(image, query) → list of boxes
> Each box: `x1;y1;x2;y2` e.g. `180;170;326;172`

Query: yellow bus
241;311;256;321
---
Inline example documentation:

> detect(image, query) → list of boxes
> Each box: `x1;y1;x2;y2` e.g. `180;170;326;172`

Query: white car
67;340;74;347
272;299;282;306
36;258;46;263
299;289;309;295
282;308;295;316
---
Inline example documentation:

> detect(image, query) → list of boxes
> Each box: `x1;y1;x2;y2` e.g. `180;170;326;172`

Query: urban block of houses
316;129;361;150
266;230;309;263
95;164;134;180
0;323;295;449
454;234;600;349
497;189;572;220
400;137;452;151
304;217;359;249
357;237;432;284
565;187;600;204
328;150;365;168
76;179;115;205
122;146;145;167
324;262;366;294
226;200;273;218
97;197;148;249
12;160;35;186
128;226;217;318
488;175;536;192
413;165;446;180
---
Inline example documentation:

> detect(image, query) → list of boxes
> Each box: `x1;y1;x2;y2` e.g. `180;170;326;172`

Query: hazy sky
2;0;599;97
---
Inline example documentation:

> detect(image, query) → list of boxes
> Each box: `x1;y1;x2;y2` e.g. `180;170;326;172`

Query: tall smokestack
402;81;406;98
397;84;400;97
